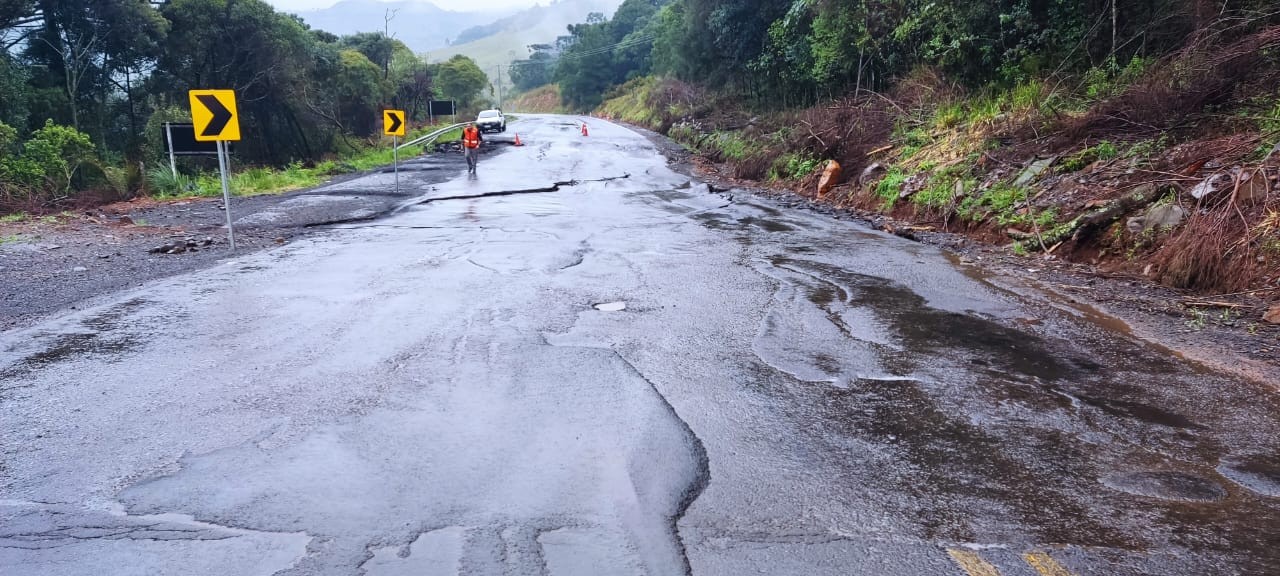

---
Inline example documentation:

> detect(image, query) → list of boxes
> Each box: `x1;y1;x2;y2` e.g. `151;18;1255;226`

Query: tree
433;54;487;110
555;19;615;110
154;0;325;163
510;50;554;92
333;49;387;136
387;43;433;120
341;31;396;79
0;52;30;130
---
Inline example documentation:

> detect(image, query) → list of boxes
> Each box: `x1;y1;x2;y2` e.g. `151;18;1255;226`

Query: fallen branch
1182;300;1251;308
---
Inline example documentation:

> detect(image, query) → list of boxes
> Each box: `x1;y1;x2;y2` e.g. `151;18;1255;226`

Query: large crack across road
304;174;630;228
413;174;631;205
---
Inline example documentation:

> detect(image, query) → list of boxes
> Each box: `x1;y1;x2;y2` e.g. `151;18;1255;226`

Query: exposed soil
629;125;1280;388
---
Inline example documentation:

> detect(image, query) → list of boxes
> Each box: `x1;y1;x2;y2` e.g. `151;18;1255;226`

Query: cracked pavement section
2;115;1279;575
0;501;310;575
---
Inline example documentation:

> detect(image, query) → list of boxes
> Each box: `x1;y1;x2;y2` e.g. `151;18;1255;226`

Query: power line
507;34;656;70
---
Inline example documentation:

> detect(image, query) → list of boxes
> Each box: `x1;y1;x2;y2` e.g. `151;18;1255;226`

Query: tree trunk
1111;0;1117;58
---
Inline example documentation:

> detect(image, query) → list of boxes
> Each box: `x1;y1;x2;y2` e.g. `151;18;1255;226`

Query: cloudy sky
267;0;538;11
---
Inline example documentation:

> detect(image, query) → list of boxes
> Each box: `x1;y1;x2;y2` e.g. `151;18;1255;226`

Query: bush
0;120;96;205
146;166;198;197
768;153;820;181
1083;56;1150;101
874;167;908;209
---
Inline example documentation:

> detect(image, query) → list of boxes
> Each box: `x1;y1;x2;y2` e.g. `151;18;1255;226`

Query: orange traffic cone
581;123;589;137
513;133;523;146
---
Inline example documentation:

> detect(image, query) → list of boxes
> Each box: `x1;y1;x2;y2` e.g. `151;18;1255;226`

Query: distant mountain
292;0;509;52
425;0;623;92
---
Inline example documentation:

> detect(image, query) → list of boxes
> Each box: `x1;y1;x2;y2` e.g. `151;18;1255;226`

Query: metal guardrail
395;122;468;151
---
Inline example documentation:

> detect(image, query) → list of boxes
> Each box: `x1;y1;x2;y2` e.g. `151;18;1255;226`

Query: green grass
598;77;668;129
895;126;931;159
933;103;966;129
0;212;28;223
768;153;821;181
231;163;322;196
874;167;909;209
957;182;1058;228
711;132;752;161
1061;140;1119;172
914;172;976;210
145;133;440;200
0;233;23;244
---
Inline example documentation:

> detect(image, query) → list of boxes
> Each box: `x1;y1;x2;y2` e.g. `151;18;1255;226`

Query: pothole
1101;471;1227;502
1217;456;1280;498
593;301;626;312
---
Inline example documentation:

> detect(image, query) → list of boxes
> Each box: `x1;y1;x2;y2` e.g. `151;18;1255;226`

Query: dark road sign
162;124;219;156
188;90;240;141
428;100;456;117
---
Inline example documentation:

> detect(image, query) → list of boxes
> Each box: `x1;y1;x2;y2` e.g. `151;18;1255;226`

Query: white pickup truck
476;109;506;133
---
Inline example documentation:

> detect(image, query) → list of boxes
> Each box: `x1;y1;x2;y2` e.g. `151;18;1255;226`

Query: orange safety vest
462;127;481;149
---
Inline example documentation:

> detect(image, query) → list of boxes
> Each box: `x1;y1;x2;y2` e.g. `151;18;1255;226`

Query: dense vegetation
544;0;1280;296
550;0;1279;108
0;0;490;212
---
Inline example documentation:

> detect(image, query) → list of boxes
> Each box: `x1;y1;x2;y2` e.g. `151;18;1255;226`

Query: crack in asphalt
556;240;592;271
536;327;710;576
465;257;500;274
611;351;710;576
303;175;631;229
413;174;631;205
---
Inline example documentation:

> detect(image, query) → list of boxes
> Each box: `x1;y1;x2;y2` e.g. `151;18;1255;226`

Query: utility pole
495;65;504;109
383;8;398;79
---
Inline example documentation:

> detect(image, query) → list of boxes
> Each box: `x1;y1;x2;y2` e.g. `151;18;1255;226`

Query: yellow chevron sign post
189;89;241;250
383;109;406;137
384;109;406;192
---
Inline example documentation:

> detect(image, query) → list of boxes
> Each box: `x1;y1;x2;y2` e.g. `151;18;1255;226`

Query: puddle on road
593;301;627;312
737;216;794;232
1217;455;1280;497
944;253;1195;367
770;256;1092;382
1100;471;1228;502
0;298;151;383
1074;394;1202;430
827;368;1132;547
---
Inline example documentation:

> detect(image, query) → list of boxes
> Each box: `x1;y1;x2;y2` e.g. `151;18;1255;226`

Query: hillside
292;0;507;51
424;0;622;88
559;0;1280;333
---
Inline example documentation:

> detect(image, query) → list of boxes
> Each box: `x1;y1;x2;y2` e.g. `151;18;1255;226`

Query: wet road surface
3;115;1279;575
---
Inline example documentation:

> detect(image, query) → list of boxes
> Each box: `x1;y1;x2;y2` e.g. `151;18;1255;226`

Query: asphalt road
2;115;1278;576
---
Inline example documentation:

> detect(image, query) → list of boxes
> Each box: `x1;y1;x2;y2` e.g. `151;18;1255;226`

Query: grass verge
145;129;442;200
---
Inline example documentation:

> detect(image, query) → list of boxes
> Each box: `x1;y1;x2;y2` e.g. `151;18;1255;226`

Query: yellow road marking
947;548;1002;576
1023;550;1076;576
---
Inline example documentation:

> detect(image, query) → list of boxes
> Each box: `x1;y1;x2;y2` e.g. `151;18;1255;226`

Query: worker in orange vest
461;122;483;173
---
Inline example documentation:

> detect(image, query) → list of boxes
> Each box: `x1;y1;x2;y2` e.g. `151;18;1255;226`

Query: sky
266;0;539;12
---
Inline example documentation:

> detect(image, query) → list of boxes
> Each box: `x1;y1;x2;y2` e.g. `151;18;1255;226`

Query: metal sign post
164;123;177;177
383;109;407;194
216;140;235;250
189;89;241;250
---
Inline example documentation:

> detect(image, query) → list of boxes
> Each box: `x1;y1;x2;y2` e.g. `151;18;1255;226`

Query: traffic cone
513;133;523;146
581;123;589;137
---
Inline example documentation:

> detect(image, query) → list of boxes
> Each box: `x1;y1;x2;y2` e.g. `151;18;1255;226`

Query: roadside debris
149;237;214;255
1265;304;1280;324
817;160;842;197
